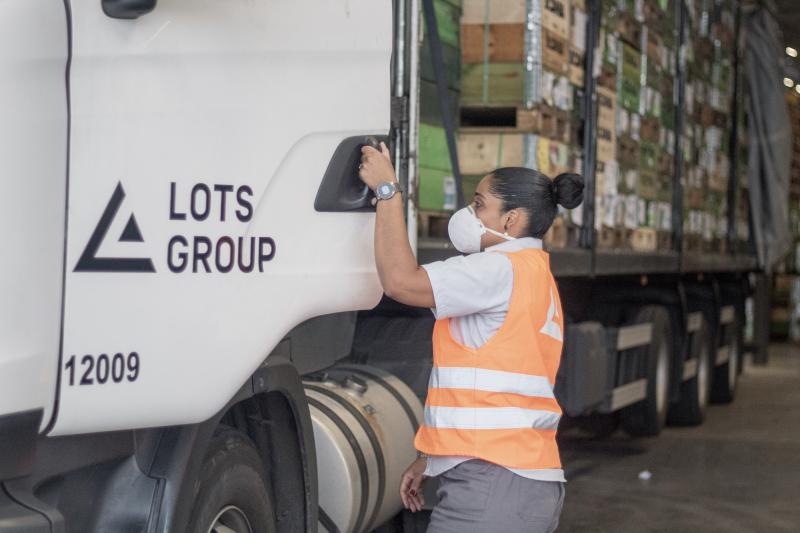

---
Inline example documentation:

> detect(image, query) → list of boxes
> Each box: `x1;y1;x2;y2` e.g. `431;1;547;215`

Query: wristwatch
372;181;402;206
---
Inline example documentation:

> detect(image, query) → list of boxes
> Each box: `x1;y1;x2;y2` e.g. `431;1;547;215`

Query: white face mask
447;206;515;254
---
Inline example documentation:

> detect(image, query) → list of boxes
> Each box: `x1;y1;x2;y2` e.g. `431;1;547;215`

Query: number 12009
64;352;140;386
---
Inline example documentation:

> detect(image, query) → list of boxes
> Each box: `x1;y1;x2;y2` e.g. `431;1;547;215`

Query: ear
503;209;518;231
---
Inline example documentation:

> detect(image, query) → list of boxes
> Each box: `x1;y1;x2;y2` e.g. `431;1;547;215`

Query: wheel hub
208;505;254;533
697;343;710;408
655;339;670;418
728;339;739;391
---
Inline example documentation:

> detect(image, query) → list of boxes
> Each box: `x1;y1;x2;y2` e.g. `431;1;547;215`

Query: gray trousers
426;460;565;533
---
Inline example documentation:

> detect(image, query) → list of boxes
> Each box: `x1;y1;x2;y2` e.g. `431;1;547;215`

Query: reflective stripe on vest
414;248;565;472
423;406;561;430
428;366;556;399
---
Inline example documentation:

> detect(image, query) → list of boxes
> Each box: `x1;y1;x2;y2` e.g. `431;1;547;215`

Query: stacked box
594;0;677;251
461;0;576;106
681;0;737;254
457;0;589;247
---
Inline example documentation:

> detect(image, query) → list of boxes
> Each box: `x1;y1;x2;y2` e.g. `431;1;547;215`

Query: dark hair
488;167;584;238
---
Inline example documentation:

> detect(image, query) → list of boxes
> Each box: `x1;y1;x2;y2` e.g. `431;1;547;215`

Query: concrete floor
557;344;800;532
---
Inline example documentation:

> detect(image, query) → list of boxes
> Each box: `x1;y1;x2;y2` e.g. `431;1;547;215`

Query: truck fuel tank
304;364;423;533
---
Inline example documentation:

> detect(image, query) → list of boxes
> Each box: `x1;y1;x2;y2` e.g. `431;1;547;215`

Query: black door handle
315;135;391;212
102;0;157;19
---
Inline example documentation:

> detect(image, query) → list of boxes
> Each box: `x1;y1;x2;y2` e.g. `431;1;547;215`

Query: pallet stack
681;1;737;255
455;0;589;248
418;0;462;238
593;0;678;252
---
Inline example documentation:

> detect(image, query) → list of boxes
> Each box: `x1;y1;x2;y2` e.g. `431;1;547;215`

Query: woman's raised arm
359;143;435;308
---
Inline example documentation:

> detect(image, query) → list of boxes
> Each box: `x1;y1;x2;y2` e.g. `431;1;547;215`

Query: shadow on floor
556;343;800;532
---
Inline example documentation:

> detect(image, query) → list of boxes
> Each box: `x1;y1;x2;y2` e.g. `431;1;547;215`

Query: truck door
53;0;392;435
0;1;69;431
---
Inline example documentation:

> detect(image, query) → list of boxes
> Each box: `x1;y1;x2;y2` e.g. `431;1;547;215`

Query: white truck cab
2;0;391;434
1;1;408;531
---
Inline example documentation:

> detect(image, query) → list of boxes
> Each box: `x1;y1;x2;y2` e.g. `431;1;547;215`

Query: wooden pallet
544;216;569;249
460;104;571;141
418;210;451;240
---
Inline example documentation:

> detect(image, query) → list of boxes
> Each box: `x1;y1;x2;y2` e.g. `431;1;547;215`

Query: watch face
378;183;393;198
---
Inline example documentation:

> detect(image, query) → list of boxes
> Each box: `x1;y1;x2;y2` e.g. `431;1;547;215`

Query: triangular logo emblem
74;182;156;273
120;214;144;242
539;288;563;342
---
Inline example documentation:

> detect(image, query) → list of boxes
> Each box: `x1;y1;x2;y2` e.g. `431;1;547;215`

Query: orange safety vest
414;248;565;477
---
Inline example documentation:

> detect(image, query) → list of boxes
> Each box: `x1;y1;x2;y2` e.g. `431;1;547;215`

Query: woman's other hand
399;456;428;512
359;142;396;191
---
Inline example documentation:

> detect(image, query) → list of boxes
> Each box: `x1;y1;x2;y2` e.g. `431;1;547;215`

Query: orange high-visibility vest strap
415;248;565;474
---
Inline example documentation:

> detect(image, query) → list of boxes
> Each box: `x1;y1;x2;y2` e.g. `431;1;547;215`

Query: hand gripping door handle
314;135;391;212
102;0;157;19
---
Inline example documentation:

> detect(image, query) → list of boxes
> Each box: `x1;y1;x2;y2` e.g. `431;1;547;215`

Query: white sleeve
421;252;513;319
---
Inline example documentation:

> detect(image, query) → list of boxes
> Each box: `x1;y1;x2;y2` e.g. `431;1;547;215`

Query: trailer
0;1;771;532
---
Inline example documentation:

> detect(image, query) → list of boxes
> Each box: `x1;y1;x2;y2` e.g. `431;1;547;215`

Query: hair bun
552;172;585;209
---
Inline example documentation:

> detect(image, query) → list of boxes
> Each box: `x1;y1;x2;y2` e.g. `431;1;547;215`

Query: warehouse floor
556;344;800;532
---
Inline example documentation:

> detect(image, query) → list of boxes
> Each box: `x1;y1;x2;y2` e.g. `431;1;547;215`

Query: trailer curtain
745;4;792;272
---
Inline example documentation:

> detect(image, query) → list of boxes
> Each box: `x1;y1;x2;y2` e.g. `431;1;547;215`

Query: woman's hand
359;142;396;192
399;456;428;512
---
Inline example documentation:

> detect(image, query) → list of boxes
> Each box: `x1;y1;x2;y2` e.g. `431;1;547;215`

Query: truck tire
711;313;740;403
621;306;672;437
668;315;712;425
187;426;277;533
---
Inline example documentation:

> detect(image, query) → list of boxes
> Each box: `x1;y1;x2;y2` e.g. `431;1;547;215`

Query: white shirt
420;237;566;483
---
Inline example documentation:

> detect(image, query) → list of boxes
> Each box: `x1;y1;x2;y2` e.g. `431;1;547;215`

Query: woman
359;143;583;533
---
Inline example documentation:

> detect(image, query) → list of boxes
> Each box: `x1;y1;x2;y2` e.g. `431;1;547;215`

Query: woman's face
471;175;526;250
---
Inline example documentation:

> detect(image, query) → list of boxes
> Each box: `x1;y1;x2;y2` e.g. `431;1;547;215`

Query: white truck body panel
51;0;390;435
0;0;68;428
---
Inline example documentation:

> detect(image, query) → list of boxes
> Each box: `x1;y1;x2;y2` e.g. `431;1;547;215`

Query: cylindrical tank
303;364;423;533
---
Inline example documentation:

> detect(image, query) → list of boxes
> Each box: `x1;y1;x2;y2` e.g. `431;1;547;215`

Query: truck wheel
711;314;740;403
187;426;276;533
668;316;711;425
621;306;672;437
